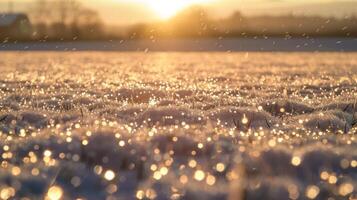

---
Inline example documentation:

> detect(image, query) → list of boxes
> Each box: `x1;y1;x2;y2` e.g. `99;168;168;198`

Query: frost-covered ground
0;52;356;200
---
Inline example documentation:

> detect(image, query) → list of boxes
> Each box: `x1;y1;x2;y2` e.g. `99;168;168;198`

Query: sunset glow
0;0;357;199
134;0;212;19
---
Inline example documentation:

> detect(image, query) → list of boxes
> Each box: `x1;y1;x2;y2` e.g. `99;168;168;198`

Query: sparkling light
104;170;116;181
47;186;63;200
132;0;213;19
0;187;15;200
216;163;225;172
291;156;301;166
339;183;354;196
194;170;205;181
305;185;320;199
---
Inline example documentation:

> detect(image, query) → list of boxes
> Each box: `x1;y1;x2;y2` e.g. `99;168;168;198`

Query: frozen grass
0;52;356;200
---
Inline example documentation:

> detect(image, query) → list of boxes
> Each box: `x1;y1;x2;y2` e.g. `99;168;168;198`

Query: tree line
2;4;357;41
128;7;357;39
29;0;104;40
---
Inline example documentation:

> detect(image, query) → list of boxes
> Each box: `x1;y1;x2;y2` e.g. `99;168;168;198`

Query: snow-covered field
0;52;356;200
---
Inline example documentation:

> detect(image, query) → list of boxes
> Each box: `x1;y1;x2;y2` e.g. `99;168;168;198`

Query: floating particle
66;137;72;143
320;171;329;180
145;189;157;199
197;143;204;149
104;170;116;181
86;131;92;137
11;166;21;176
242;115;249;124
0;187;15;200
160;167;168;176
3;145;9;151
106;184;117;194
153;171;162;180
180;175;188;184
31;168;40;176
268;139;276;147
340;159;350;169
72;154;80;162
44;150;52;157
328;175;337;184
150;164;157;171
291;156;301;166
136;190;145;199
119;140;125;147
194;170;205;181
71;176;81;187
339;183;354;196
94;165;103;175
305;185;320;199
206;175;216;186
47;186;63;200
216;163;226;172
287;183;299;200
188;160;197;168
82;140;88;146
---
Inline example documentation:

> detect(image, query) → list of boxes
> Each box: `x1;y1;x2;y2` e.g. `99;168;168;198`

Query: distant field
0;52;356;200
1;38;357;52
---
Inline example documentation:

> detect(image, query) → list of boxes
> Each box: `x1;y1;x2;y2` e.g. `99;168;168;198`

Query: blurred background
0;0;357;50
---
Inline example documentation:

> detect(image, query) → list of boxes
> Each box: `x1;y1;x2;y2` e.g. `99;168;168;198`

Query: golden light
46;186;63;200
134;0;213;19
11;166;21;176
179;175;188;184
216;163;226;172
194;170;206;181
0;187;16;200
206;174;216;186
291;156;301;166
305;185;320;199
104;170;116;181
339;183;354;196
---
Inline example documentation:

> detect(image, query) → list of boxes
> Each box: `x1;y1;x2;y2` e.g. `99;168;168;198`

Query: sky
1;0;357;25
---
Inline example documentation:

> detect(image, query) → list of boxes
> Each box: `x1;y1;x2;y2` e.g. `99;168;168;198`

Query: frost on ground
0;52;356;200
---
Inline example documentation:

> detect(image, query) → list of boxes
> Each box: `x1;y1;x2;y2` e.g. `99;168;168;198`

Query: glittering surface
0;52;356;200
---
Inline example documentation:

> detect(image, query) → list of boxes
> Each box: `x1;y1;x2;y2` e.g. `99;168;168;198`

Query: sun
137;0;212;19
